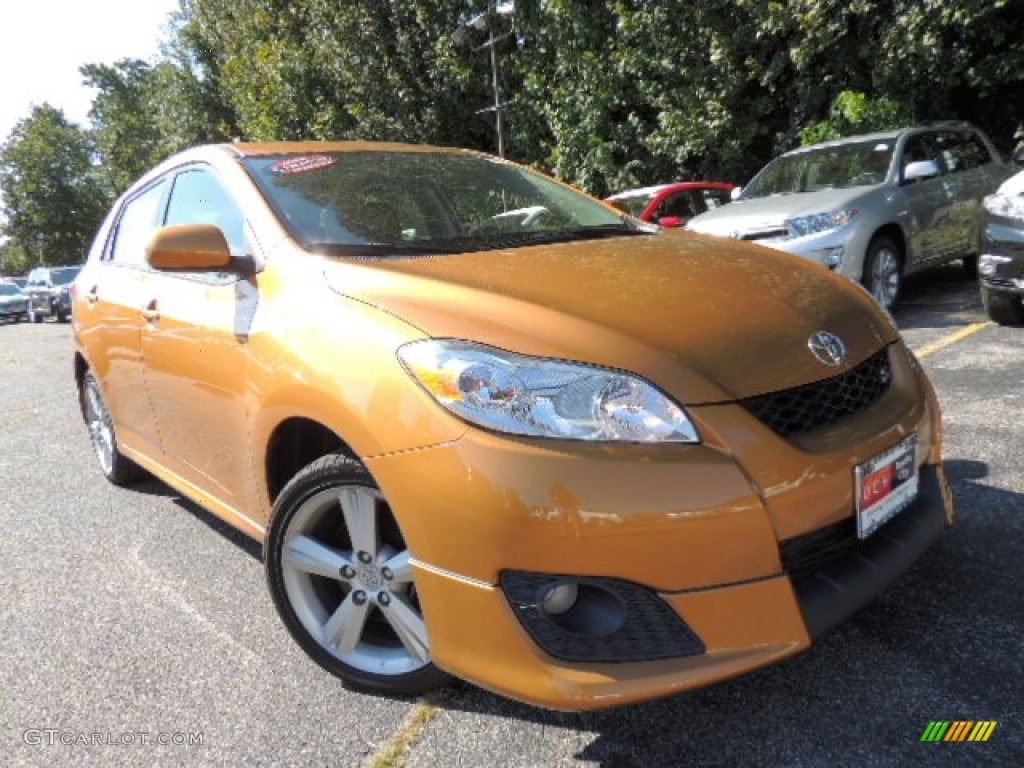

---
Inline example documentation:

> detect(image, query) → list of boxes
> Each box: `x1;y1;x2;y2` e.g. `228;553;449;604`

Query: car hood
326;232;897;404
687;187;875;237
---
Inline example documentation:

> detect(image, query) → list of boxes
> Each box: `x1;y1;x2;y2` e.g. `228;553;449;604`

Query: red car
606;182;735;227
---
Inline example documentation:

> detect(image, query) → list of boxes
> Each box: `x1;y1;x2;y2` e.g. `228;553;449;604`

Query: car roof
607;181;731;200
786;122;983;158
219;141;476;158
607;184;675;200
784;130;903;157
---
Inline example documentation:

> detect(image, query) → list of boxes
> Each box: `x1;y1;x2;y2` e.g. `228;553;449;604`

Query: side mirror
730;187;743;201
902;160;941;184
146;224;233;272
657;216;685;228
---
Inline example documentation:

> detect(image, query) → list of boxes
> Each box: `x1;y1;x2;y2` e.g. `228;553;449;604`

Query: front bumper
394;461;949;711
28;292;70;316
0;301;29;318
979;218;1024;295
746;225;872;282
365;350;952;710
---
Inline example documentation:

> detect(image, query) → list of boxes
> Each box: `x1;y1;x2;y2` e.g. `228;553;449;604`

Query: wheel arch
73;352;89;414
264;417;358;505
869;223;907;265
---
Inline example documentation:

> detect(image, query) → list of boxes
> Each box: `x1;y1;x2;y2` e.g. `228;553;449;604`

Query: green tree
0;105;109;266
0;239;31;275
81;59;164;193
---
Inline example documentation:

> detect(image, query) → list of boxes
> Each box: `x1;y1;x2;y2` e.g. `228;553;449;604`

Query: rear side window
109;182;167;266
942;131;993;172
165;169;246;255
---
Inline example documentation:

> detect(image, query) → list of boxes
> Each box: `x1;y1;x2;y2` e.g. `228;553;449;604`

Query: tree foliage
3;0;1024;246
0;105;110;266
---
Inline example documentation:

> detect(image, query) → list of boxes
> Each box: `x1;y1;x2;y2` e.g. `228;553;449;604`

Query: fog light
540;582;578;615
823;246;845;269
978;253;1010;277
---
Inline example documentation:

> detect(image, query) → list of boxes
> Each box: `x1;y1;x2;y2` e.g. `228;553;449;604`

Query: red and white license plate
855;436;918;539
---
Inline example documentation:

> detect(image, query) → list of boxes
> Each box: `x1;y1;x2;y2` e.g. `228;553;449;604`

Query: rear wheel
81;372;143;485
863;236;903;310
981;286;1024;326
266;453;449;695
56;306;68;323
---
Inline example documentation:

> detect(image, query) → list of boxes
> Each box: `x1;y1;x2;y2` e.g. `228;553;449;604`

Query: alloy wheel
84;378;115;477
280;484;431;676
869;243;901;309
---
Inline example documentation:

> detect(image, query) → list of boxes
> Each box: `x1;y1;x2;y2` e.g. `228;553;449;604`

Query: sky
0;0;180;145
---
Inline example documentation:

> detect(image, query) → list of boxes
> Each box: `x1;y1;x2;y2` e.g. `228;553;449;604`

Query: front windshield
243;151;634;255
50;267;81;285
743;140;895;199
0;283;21;296
607;193;654;216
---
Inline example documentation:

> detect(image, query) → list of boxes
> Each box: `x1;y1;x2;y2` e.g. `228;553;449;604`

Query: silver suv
687;122;1011;308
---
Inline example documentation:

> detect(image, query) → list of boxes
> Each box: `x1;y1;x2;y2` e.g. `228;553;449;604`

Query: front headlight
397;340;700;443
786;208;858;238
983;193;1024;221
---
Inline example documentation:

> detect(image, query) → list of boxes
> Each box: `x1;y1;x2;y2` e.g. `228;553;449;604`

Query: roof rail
913;119;971;128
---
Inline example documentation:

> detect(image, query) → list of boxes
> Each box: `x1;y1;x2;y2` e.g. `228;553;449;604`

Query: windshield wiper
308;241;464;257
477;224;650;249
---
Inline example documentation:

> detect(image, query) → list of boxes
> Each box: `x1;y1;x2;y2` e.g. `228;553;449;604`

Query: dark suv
25;266;82;323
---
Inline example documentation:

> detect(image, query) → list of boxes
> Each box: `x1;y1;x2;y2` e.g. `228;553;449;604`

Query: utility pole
453;2;516;158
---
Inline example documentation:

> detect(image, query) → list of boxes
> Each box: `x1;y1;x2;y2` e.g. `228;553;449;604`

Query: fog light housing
500;571;705;662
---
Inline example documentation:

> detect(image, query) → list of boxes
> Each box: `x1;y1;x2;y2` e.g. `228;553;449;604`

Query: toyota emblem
808;331;847;367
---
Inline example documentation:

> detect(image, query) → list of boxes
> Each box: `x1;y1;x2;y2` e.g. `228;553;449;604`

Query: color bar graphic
920;721;997;742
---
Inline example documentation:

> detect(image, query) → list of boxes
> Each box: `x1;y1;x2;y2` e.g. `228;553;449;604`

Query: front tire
266;453;449;695
863;236;903;310
981;286;1024;326
81;372;142;485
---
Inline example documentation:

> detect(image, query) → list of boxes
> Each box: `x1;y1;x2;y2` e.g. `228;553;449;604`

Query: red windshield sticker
269;155;338;175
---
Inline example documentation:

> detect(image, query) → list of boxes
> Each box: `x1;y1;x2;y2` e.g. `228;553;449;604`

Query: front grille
780;518;858;581
742;347;892;438
740;228;789;241
984;276;1017;289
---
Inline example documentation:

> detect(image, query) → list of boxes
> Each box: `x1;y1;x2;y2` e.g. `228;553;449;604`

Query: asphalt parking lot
1;263;1021;767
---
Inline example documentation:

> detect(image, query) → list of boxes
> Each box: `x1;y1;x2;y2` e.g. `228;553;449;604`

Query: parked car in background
0;282;29;323
978;169;1024;325
73;141;951;712
687;122;1012;309
25;265;82;322
606;181;734;227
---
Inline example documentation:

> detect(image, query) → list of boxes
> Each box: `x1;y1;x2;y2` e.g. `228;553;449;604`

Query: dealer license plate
855;436;918;540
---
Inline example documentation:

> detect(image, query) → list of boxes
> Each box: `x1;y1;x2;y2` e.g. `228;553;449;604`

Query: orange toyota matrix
72;143;953;710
